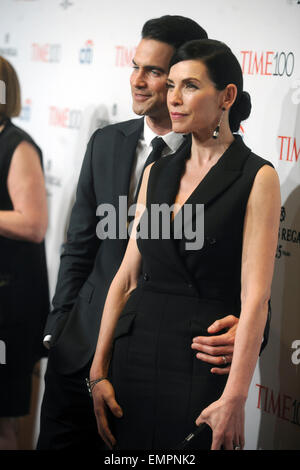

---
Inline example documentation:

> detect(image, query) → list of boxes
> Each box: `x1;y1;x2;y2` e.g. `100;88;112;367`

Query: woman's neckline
171;137;236;223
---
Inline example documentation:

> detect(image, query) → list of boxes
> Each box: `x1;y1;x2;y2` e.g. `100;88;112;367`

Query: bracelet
85;377;108;397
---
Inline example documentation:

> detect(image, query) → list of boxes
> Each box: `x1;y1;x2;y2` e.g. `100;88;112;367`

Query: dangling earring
212;107;225;139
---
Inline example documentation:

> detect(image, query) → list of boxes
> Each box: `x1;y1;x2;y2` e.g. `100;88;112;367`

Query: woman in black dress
0;57;49;449
90;40;280;450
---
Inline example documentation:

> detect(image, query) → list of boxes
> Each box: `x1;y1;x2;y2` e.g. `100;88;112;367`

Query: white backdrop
1;0;299;450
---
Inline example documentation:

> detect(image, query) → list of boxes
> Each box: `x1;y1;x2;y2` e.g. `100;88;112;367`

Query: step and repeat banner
1;0;299;450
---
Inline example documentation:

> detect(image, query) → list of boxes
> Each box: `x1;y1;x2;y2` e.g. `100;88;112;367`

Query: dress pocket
113;312;136;340
111;312;137;382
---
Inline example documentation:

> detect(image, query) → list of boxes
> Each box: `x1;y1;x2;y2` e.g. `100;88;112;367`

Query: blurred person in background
0;56;49;450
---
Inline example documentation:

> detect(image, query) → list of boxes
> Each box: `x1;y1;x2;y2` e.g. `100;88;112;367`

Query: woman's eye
166;83;174;89
186;83;198;89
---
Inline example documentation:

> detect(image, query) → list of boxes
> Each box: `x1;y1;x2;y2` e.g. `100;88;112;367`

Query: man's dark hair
141;15;208;50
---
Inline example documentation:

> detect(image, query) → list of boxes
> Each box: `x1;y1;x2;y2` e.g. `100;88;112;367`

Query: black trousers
36;353;105;450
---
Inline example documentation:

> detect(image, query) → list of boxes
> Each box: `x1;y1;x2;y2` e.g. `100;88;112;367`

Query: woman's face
167;60;223;137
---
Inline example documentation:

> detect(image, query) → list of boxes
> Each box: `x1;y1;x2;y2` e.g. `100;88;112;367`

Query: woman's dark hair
169;39;251;132
0;56;21;120
142;15;208;50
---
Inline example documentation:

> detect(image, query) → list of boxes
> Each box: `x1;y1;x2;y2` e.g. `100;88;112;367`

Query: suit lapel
112;118;144;208
155;135;192;208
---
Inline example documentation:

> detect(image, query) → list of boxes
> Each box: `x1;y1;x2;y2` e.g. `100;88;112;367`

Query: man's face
130;39;175;120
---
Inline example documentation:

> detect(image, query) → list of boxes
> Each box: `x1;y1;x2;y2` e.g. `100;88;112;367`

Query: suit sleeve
44;130;101;338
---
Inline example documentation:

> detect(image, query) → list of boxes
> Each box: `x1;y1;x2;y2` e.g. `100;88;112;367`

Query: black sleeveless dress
109;135;273;449
0;120;49;417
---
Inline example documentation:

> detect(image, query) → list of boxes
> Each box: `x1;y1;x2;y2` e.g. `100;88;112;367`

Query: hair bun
229;90;252;132
238;91;251;121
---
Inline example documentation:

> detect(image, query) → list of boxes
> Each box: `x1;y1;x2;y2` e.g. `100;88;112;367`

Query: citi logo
20;99;32;121
115;45;137;67
278;136;299;162
79;40;93;64
240;51;294;77
49;106;82;129
31;43;62;63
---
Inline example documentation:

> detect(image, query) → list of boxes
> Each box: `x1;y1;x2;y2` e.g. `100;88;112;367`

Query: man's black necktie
134;136;167;203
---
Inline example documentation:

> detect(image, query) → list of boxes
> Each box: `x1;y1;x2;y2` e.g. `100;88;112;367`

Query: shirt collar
143;117;184;153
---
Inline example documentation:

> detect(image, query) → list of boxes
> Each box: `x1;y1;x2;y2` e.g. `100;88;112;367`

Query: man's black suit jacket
45;117;146;374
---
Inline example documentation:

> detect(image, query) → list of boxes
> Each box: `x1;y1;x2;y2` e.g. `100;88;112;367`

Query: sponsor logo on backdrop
87;103;118;137
0;340;6;365
0;80;5;104
0;33;18;57
291;340;300;365
240;50;295;76
79;40;93;64
276;206;300;258
19;98;32;121
49;106;82;129
59;0;74;9
278;136;299;162
112;103;118;119
292;78;300;104
45;159;62;197
115;45;136;67
238;125;245;138
31;43;62;63
256;384;300;427
93;107;110;129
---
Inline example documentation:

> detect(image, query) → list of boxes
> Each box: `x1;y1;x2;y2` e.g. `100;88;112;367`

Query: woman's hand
195;396;246;450
91;379;123;449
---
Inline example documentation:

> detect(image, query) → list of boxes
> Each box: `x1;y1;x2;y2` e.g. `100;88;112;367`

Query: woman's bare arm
0;141;48;242
89;163;153;448
197;164;281;449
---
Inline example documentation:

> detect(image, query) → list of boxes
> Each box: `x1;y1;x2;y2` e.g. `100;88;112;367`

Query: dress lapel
185;135;252;210
151;135;252;287
145;136;193;284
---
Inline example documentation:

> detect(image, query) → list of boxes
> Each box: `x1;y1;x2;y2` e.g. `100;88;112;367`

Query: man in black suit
36;16;244;450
